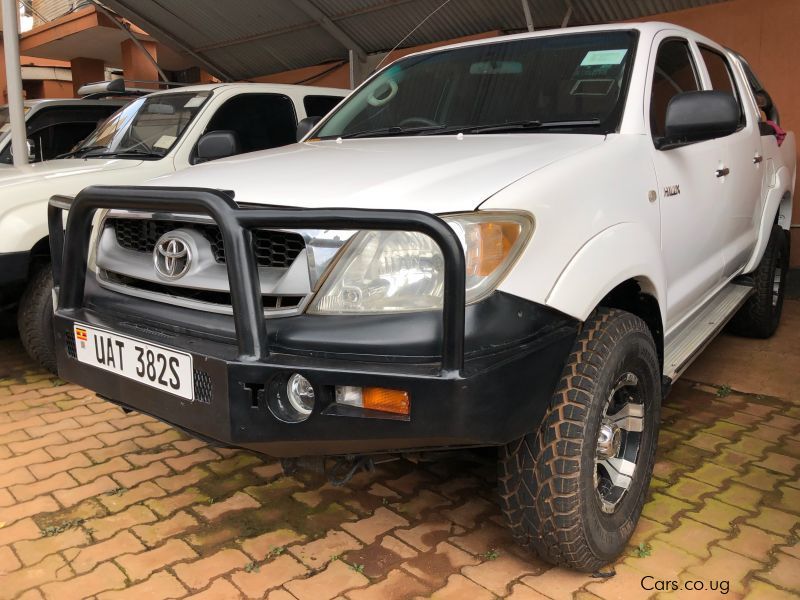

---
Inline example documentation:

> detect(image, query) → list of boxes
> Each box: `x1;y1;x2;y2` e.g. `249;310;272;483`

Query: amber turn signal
363;387;410;415
335;385;410;415
465;221;523;277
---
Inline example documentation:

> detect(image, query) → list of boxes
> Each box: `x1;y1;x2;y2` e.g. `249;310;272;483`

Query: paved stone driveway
1;305;799;600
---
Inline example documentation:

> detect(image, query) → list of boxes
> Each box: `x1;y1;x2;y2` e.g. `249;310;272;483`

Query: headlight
307;211;533;314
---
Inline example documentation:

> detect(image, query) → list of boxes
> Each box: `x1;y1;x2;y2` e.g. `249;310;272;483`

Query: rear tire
17;263;57;373
498;308;661;572
730;225;789;339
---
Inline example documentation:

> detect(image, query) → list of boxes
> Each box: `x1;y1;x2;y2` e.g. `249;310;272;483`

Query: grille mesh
193;370;213;404
65;332;77;359
113;219;306;269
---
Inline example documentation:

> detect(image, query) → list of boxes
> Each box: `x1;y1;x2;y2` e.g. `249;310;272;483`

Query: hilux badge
664;185;681;197
154;234;191;280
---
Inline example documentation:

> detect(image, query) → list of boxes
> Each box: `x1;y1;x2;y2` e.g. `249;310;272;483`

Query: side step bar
663;283;753;380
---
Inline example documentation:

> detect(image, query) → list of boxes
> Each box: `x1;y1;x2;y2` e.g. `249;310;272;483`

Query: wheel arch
598;278;664;370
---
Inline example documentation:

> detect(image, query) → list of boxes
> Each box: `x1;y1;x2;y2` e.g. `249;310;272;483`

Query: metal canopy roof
100;0;729;81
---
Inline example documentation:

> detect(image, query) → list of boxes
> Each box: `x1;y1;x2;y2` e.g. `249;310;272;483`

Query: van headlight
307;211;533;314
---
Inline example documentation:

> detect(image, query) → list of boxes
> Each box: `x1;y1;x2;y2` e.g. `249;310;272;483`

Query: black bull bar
48;186;467;375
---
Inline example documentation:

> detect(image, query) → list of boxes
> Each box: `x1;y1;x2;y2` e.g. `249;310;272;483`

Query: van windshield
316;31;637;139
66;91;211;159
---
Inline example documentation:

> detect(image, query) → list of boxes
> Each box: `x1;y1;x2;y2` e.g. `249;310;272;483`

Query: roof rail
77;79;187;99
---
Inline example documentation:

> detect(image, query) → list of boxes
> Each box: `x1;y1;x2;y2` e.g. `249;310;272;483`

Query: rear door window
205;93;297;155
699;46;745;127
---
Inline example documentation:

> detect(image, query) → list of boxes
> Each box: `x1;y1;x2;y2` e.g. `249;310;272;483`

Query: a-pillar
121;38;159;87
70;57;105;97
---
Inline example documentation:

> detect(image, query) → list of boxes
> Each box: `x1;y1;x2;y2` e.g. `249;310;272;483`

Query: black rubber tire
17;263;57;373
498;308;661;572
729;225;789;339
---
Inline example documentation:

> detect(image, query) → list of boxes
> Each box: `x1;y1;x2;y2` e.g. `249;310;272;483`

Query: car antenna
372;0;455;73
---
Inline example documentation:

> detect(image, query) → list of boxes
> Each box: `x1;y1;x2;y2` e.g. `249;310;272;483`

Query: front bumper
49;187;578;457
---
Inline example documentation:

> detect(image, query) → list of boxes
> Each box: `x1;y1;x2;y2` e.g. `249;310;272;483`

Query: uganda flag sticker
75;326;88;348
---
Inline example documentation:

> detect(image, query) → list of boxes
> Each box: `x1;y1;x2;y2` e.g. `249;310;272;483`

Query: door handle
753;154;763;164
716;167;730;178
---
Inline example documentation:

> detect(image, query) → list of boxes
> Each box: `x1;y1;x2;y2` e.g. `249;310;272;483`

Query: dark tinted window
317;31;638;138
0;105;120;163
700;46;745;126
206;93;297;154
650;39;699;138
303;95;343;118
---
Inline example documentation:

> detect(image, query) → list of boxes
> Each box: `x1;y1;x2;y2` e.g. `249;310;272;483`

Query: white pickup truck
0;82;346;369
49;23;795;571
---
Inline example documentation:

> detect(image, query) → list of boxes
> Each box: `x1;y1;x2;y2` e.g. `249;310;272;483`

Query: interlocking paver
173;547;250;589
230;554;308;598
115;538;197;581
66;530;144;574
285;558;369;600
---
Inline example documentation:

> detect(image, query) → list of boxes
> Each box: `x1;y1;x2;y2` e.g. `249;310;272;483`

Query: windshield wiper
424;119;603;136
338;124;445;139
81;149;164;159
57;145;108;159
469;119;602;134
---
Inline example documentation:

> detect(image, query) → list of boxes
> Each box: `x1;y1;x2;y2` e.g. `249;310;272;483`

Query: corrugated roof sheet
101;0;730;80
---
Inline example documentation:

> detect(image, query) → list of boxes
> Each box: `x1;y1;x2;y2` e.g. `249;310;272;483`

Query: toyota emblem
154;234;191;280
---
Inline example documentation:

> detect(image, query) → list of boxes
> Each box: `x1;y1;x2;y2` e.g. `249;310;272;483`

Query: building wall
29;0;74;27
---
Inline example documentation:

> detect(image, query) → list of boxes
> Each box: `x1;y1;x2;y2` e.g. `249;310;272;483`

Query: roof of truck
142;82;349;97
404;22;712;59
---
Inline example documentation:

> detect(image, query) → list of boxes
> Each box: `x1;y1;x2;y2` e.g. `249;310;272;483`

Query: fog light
335;386;410;415
287;373;315;416
267;373;315;423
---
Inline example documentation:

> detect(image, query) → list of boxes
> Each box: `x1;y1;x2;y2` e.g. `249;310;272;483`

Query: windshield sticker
154;135;177;149
184;96;206;109
581;49;628;66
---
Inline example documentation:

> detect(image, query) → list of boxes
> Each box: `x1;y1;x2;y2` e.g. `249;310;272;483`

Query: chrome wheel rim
595;371;645;514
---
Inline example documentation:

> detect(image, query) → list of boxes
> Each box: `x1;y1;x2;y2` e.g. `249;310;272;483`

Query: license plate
73;324;194;400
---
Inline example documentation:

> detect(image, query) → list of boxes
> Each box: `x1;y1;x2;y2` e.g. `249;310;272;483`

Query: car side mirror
195;130;241;164
296;116;322;142
659;91;740;150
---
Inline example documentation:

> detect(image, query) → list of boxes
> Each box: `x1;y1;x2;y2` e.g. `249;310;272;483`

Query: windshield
72;91;211;158
0;105;32;137
316;31;637;139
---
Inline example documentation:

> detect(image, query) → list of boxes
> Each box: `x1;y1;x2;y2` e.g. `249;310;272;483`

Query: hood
150;135;605;213
0;157;143;190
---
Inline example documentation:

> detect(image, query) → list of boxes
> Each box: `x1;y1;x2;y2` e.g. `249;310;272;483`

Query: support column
2;0;28;167
121;38;159;87
70;57;105;97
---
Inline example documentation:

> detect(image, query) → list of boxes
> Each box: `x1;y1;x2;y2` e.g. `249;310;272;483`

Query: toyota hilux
49;23;795;570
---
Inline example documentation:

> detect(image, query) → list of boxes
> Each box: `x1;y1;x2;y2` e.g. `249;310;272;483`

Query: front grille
113;219;306;269
103;271;305;310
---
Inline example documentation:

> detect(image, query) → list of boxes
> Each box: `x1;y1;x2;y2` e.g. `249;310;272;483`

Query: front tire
729;224;789;339
18;263;57;373
499;308;661;572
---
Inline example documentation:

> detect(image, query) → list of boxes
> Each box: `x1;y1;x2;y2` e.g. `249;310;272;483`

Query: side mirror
296;116;322;142
660;91;740;149
26;139;36;162
195;130;240;164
